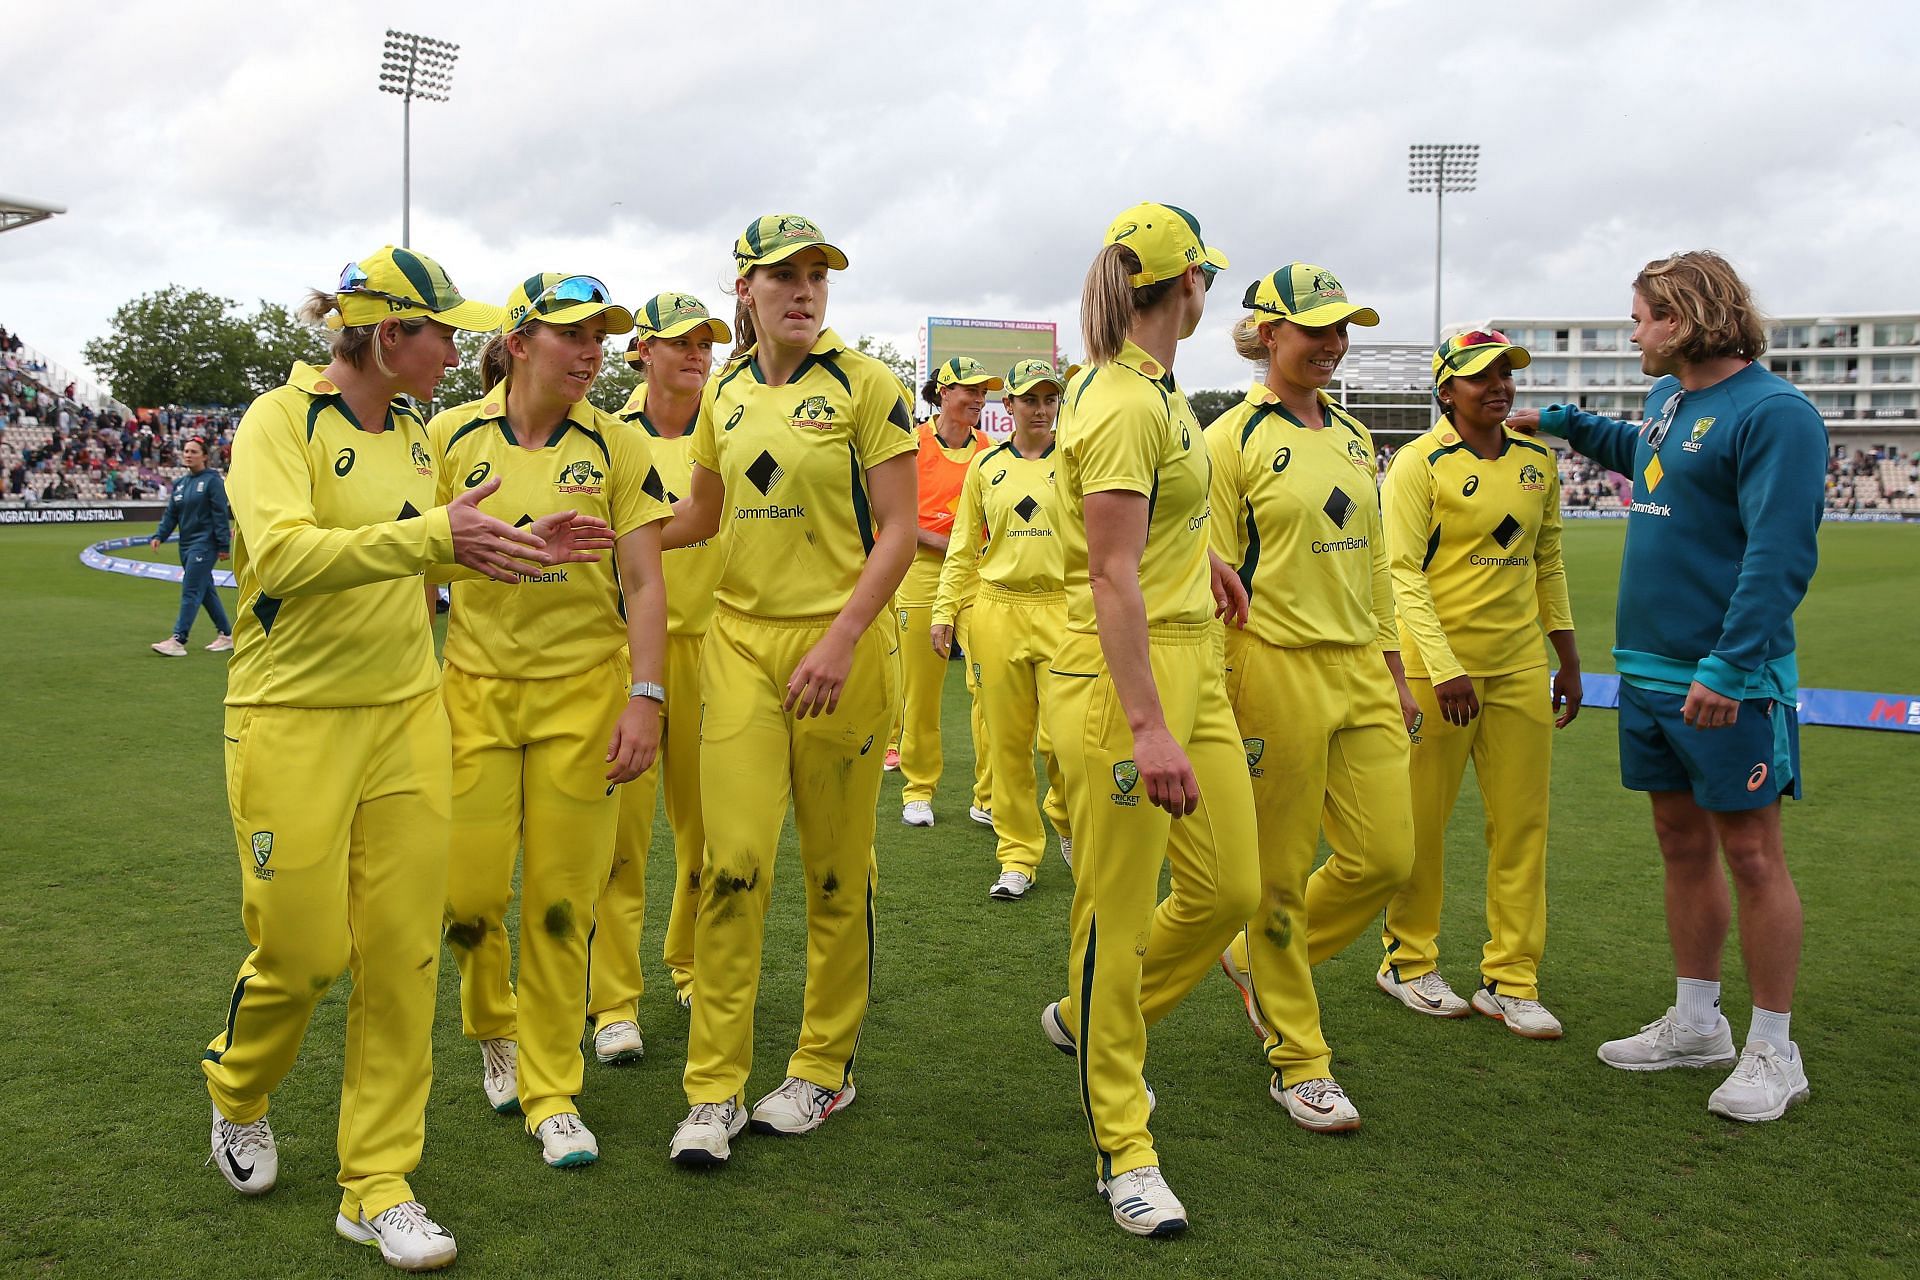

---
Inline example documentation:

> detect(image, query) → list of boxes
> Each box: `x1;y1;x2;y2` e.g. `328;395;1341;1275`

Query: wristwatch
629;681;666;704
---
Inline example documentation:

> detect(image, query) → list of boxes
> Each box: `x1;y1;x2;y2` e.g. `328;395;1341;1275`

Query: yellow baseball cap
502;273;635;336
1103;202;1228;287
1242;264;1380;329
733;214;849;275
1433;328;1532;384
635;292;733;343
330;246;503;331
934;356;1005;391
1005;358;1077;395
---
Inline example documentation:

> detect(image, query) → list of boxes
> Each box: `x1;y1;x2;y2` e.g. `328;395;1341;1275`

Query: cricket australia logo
1110;760;1141;807
556;459;605;494
789;395;837;429
1243;737;1265;778
1518;462;1546;492
1346;438;1372;468
250;831;275;881
410;440;433;475
1682;416;1716;453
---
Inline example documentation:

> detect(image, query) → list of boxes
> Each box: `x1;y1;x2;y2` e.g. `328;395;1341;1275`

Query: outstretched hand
447;479;546;584
527;510;616;565
1505;408;1541;435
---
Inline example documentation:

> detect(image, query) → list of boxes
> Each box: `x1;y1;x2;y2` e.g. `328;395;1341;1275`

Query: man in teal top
1512;251;1825;1126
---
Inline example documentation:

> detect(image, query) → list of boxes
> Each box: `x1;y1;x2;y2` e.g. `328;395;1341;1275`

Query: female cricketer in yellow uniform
930;357;1074;899
896;357;997;828
1209;264;1417;1134
659;215;917;1167
206;247;574;1272
1376;329;1581;1037
587;292;733;1057
430;273;671;1170
1039;204;1259;1238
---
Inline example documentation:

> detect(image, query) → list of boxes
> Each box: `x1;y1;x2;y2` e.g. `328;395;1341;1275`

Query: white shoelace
375;1201;448;1238
543;1113;586;1138
1726;1043;1781;1086
481;1039;514;1080
1294;1078;1348;1106
686;1101;735;1128
214;1117;272;1158
1501;995;1550;1016
1409;972;1457;1001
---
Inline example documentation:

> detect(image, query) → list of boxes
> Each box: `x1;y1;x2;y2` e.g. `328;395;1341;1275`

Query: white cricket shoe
335;1200;457;1272
1274;1075;1361;1133
1040;1003;1157;1112
1098;1165;1189;1238
749;1076;855;1136
968;806;995;829
1596;1009;1737;1072
1471;987;1564;1039
901;800;935;827
1707;1041;1809;1122
1376;968;1471;1018
480;1037;520;1113
988;870;1032;900
209;1106;277;1195
1218;948;1270;1043
1058;837;1073;872
670;1100;748;1167
593;1019;644;1065
205;633;234;652
151;637;187;657
535;1112;599;1168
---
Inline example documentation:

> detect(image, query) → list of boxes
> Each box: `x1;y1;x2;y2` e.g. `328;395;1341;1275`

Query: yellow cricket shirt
1382;424;1573;681
932;438;1063;626
689;328;918;619
429;380;671;679
1206;380;1395;650
1056;340;1213;634
225;362;453;709
618;382;722;636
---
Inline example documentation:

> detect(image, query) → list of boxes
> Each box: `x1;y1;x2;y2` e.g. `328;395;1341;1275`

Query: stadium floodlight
0;193;66;236
1407;143;1480;347
378;30;461;247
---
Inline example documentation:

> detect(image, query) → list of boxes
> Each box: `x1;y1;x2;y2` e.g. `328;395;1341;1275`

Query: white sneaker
593;1019;644;1065
1273;1075;1361;1133
480;1037;520;1113
205;633;234;652
988;870;1032;900
335;1200;457;1272
901;800;935;827
1218;949;1271;1043
670;1099;748;1166
534;1112;599;1168
1040;1003;1157;1112
1707;1041;1810;1122
1098;1165;1189;1238
209;1106;277;1195
1377;968;1471;1018
1471;987;1564;1039
1596;1009;1737;1072
150;637;187;657
1058;837;1073;872
968;805;995;828
749;1076;855;1135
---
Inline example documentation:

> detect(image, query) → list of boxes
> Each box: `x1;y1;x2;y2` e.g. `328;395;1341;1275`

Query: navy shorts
1617;681;1801;812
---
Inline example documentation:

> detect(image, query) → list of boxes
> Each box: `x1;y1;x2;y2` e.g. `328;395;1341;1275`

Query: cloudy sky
4;0;1916;397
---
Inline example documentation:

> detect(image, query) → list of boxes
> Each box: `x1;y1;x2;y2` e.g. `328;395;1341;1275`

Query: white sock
1748;1007;1793;1056
1675;977;1722;1033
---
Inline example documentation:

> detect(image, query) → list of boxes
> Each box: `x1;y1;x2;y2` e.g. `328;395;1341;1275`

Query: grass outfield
2;521;1916;1278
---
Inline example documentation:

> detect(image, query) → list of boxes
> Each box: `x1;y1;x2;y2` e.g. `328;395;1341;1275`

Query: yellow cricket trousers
441;653;627;1129
1051;625;1260;1180
1225;632;1415;1086
204;689;450;1222
682;605;897;1104
897;602;992;809
589;631;707;1022
968;583;1070;878
1382;669;1554;998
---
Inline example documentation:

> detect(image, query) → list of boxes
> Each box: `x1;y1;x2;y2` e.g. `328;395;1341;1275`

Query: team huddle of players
194;206;1821;1268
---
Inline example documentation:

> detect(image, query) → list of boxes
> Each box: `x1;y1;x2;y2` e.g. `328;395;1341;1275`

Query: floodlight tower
379;30;459;248
1407;143;1480;346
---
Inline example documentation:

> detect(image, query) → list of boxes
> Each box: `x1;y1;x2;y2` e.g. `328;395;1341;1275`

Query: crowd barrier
1574;673;1918;734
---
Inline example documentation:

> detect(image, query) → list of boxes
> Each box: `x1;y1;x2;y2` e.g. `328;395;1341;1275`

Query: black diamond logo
1323;487;1356;529
1014;495;1039;523
746;450;785;495
1492;513;1524;549
641;466;666;501
397;500;422;520
514;513;534;528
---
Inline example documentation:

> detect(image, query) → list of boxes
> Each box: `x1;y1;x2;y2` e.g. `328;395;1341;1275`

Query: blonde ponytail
1079;244;1181;365
296;287;425;372
1231;315;1269;364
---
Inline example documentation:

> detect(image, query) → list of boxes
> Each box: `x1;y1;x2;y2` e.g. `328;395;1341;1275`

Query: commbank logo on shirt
1492;514;1524;549
1014;496;1039;523
746;450;786;495
1323;487;1358;529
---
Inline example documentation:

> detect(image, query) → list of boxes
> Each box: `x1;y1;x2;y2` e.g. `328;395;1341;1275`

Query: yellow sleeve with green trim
1535;459;1574;633
1205;409;1249;567
1382;445;1462;680
932;455;985;627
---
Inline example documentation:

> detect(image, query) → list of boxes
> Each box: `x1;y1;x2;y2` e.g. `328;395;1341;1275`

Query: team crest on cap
1110;760;1141;806
777;215;818;239
1310;270;1344;298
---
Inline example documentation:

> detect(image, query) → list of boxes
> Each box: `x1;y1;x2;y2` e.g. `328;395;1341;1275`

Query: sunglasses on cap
335;262;420;311
513;275;615;331
1438;329;1516;371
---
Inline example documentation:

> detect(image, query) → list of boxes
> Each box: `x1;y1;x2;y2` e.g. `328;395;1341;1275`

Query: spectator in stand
147;438;233;657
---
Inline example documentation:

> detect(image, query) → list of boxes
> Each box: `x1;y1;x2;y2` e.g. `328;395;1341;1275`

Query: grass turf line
0;521;1915;1277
